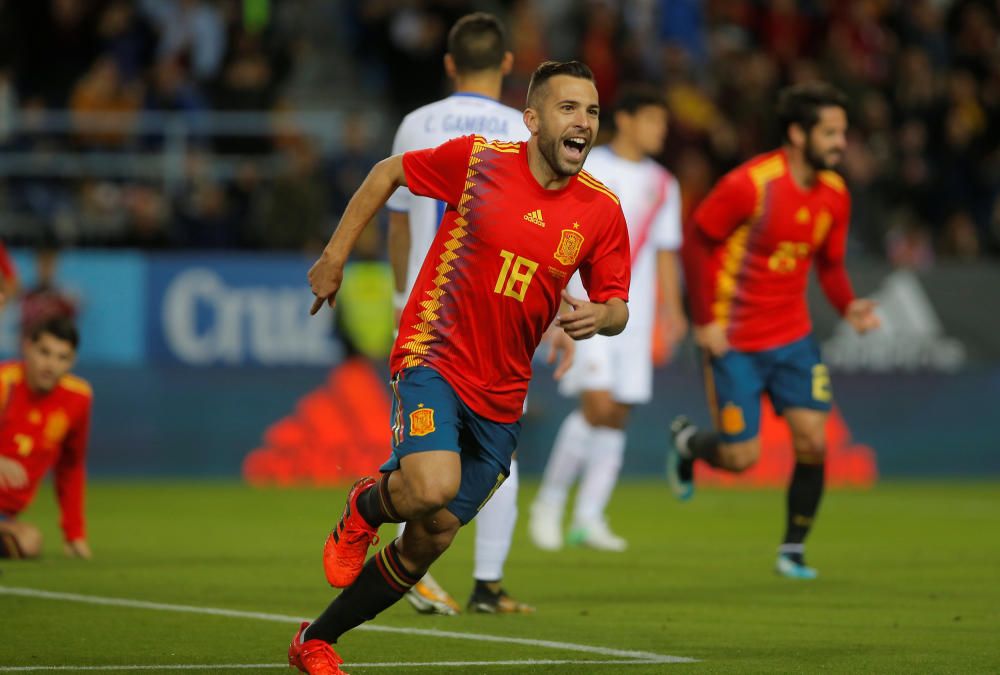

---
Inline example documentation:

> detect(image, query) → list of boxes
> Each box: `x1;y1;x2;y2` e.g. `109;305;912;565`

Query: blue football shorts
703;335;832;443
381;366;520;524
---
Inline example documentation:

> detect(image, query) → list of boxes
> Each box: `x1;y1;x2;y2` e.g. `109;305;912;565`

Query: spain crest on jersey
44;410;70;446
409;407;436;437
554;228;584;266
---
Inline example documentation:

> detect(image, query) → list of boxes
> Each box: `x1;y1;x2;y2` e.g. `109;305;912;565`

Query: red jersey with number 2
684;149;854;352
391;135;631;422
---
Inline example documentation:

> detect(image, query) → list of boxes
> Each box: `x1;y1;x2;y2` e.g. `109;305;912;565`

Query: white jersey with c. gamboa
560;145;682;404
386;93;530;296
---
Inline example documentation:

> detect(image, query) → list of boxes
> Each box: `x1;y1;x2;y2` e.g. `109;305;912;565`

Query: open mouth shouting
562;135;590;163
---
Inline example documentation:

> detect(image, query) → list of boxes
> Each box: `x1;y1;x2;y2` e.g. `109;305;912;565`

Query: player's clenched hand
64;539;92;560
845;298;880;334
0;456;28;490
694;322;729;358
308;252;346;315
556;290;609;340
544;324;575;380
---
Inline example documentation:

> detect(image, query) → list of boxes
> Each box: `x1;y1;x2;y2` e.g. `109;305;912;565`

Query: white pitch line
0;659;679;672
0;585;696;667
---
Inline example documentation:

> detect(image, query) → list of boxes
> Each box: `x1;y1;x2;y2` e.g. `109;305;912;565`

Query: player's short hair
28;316;79;350
776;81;848;142
448;12;507;73
526;60;595;109
612;84;667;116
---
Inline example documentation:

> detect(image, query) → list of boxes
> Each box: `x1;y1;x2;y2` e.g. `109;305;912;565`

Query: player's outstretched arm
556;290;628;339
309;155;408;314
387;210;412;321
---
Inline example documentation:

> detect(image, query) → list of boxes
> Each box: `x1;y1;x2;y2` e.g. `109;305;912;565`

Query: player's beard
538;127;588;178
804;137;842;171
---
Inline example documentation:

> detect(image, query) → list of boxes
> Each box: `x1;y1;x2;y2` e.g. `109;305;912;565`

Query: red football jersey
392;135;631;422
0;362;93;541
684;149;854;352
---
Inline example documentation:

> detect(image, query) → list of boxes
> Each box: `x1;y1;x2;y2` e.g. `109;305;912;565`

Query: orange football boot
288;622;348;674
323;477;380;587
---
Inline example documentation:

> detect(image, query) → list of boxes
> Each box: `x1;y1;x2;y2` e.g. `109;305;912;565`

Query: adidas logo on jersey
523;209;545;227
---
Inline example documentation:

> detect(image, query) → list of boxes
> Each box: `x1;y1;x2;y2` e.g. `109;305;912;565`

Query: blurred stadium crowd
0;0;998;263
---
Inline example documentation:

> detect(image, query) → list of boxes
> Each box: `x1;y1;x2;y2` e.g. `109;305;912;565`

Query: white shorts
557;324;653;405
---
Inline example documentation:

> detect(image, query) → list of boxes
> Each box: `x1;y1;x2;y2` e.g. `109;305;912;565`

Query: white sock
473;459;519;582
536;410;594;508
572;426;626;527
397;521;406;538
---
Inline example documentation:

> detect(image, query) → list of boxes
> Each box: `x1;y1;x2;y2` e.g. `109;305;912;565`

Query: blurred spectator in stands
0;67;15;146
573;0;625;105
504;0;548;108
142;57;208;148
351;1;468;119
897;0;949;68
20;247;78;337
947;0;999;81
756;0;817;72
256;142;328;251
940;210;981;260
11;0;102;107
892;46;941;123
326;113;378;218
173;151;237;247
885;210;935;271
139;0;225;82
70;57;143;147
7;98;76;243
99;0;158;85
211;31;280;154
657;0;706;69
226;160;262;248
122;184;172;247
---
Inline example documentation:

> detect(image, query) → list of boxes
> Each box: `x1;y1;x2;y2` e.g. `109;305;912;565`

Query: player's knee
581;401;627;429
792;433;826;461
13;526;43;558
407;475;460;514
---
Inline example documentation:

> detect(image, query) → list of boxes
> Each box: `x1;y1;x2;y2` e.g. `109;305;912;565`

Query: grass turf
1;480;998;673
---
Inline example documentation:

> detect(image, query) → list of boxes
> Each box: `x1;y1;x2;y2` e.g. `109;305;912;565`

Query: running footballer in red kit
668;82;880;580
288;61;630;674
0;317;92;560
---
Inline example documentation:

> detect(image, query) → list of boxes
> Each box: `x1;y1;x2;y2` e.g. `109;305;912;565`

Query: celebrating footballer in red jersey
0;317;92;560
669;82;879;581
290;61;629;674
392;133;630;422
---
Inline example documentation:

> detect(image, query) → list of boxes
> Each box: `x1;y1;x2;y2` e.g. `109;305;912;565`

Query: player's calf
716;439;760;472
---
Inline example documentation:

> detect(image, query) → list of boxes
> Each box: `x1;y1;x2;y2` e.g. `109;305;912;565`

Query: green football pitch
2;480;998;673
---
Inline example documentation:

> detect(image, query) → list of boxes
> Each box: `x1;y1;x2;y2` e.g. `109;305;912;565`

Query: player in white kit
385;12;534;614
529;85;687;551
